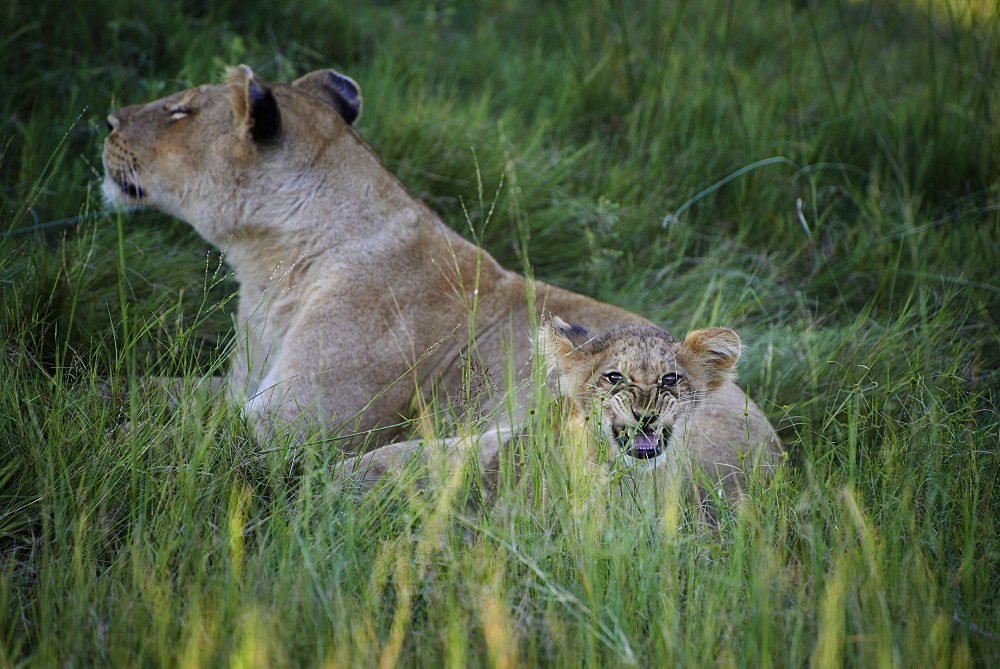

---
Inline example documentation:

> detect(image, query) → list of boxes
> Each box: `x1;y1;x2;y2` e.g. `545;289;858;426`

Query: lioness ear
678;327;742;392
226;65;281;141
291;69;363;125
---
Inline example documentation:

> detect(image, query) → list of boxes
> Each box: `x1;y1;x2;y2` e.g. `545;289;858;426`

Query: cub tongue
631;431;660;456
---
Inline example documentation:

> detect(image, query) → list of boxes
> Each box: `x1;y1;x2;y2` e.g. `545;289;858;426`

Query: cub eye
603;371;625;385
660;373;681;387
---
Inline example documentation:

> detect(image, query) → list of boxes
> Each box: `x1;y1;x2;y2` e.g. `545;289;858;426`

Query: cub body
543;318;780;496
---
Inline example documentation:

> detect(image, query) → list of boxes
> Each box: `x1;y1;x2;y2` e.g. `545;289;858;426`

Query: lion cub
542;316;776;498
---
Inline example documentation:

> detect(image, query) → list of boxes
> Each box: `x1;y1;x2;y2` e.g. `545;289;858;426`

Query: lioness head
102;65;362;245
542;316;741;468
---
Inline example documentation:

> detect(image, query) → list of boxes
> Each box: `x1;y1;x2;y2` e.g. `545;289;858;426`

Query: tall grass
2;0;998;665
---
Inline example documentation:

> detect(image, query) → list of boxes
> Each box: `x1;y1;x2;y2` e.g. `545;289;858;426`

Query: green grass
2;0;998;665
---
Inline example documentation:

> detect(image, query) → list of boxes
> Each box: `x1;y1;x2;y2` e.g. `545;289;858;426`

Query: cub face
542;317;741;468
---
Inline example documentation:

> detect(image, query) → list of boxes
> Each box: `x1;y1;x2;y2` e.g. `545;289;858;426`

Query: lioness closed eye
543;317;779;494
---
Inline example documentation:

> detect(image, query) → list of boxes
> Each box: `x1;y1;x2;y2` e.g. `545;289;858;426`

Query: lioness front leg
333;424;517;501
335;437;432;489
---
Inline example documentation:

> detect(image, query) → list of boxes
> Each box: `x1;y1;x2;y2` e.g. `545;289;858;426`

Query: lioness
542;317;780;497
102;65;780;495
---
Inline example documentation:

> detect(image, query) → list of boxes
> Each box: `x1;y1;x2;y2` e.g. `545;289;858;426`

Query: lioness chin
102;65;781;499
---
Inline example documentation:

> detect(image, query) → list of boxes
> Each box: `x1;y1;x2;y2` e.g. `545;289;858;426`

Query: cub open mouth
616;427;667;460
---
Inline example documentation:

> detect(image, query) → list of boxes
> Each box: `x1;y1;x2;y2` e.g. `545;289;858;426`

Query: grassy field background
2;0;998;665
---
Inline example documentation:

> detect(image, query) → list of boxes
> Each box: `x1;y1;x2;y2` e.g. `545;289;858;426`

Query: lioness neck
217;129;486;293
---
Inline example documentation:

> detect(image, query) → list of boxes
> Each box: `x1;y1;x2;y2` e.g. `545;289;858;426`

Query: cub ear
550;316;593;348
678;327;742;392
226;65;280;141
542;316;592;365
292;69;363;125
540;316;601;392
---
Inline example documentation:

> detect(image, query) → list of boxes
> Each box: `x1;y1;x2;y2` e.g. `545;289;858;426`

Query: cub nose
632;409;658;427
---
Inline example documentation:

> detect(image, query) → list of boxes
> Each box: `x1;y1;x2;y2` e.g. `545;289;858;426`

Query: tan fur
103;65;781;494
543;318;781;498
